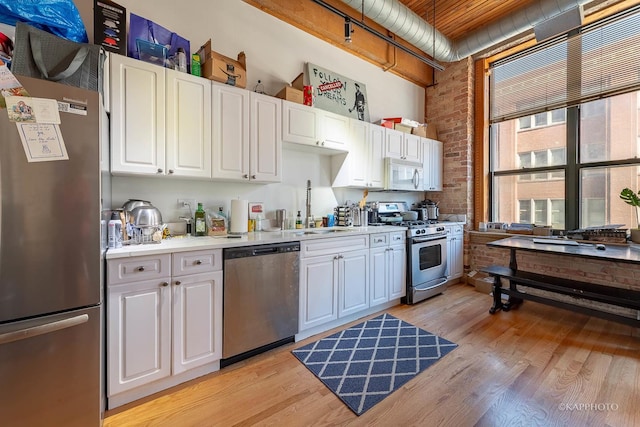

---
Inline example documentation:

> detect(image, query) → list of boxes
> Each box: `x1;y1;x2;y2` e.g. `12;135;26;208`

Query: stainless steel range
370;202;448;304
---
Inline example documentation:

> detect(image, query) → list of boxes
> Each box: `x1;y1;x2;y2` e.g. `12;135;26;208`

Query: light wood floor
104;283;640;427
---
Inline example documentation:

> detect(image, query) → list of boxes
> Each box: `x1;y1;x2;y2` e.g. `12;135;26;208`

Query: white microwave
384;158;423;191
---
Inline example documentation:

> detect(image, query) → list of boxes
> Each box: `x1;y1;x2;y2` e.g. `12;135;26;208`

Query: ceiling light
312;0;444;71
344;17;353;43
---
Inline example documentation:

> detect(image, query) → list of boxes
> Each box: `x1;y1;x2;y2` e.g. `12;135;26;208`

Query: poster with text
305;63;370;122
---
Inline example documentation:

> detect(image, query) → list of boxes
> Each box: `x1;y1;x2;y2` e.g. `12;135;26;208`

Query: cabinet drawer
107;254;171;286
370;233;389;248
389;231;406;245
301;235;369;258
172;249;222;276
451;225;463;235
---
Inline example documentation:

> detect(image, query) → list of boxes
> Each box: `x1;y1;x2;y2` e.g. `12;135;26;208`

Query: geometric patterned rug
292;313;458;415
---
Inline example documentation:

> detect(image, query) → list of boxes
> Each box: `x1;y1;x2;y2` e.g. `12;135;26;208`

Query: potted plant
619;187;640;242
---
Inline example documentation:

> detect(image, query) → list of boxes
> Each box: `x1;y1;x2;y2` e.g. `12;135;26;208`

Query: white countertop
105;225;406;259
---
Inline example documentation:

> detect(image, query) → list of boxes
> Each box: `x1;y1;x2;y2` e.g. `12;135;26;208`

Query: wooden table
481;236;640;326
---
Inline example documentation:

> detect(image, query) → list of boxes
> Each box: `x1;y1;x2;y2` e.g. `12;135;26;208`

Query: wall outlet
177;198;196;211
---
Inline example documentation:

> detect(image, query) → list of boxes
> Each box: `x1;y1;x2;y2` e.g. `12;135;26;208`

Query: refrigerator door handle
0;314;89;345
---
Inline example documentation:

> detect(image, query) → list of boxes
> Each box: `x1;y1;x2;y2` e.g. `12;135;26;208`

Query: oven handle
414;277;448;291
411;235;447;243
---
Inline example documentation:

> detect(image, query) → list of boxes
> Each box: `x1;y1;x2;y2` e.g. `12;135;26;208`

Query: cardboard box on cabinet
412;123;438;139
394;123;413;134
291;72;304;90
198;39;247;88
275;85;304;104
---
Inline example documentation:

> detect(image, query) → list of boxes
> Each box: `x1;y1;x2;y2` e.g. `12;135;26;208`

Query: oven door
407;235;447;303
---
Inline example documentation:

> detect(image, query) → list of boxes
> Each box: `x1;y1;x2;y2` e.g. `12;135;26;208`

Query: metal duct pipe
338;0;589;62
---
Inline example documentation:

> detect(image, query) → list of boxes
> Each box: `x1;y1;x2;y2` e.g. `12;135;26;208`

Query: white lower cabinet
107;275;171;395
446;225;464;280
299;235;369;331
107;249;222;408
370;231;406;306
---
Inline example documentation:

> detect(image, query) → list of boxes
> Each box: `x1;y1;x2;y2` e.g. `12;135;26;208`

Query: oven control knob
420;229;426;234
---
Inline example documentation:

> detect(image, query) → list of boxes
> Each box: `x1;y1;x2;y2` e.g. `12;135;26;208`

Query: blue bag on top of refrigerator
128;13;190;72
0;0;88;43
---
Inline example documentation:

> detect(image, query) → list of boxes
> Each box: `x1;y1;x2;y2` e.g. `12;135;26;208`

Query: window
489;8;640;230
516;110;566;131
516;198;566;227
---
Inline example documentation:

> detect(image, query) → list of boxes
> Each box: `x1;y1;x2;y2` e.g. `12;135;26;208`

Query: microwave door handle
413;169;419;189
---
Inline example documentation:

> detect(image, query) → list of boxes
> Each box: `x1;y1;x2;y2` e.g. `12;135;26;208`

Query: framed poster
305;62;370;122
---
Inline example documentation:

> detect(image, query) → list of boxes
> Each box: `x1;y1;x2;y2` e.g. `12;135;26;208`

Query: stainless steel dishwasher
221;241;300;366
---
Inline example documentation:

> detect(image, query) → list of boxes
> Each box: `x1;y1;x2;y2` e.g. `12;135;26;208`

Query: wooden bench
481;265;640;326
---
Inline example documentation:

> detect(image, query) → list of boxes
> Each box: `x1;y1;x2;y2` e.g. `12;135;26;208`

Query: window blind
490;7;640;123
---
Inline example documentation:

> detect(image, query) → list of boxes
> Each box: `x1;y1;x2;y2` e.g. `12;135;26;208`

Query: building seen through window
489;9;640;231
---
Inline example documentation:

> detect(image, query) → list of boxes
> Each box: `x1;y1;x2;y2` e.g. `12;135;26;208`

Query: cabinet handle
251;175;256;179
321;141;325;146
195;260;202;265
157;168;163;173
316;141;320;145
243;174;249;179
137;266;145;272
161;282;169;287
174;281;181;286
168;169;174;174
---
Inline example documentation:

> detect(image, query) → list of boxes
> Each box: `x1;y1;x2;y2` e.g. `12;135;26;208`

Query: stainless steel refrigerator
0;76;109;426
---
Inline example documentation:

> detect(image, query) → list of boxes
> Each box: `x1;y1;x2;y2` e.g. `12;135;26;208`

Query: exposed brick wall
425;58;475;273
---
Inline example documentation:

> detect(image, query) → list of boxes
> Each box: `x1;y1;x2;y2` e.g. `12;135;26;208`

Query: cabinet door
166;69;212;178
338;249;369;318
447;227;464;279
348;119;368;186
299;255;338;330
172;271;223;374
107;278;171;395
282;100;320;147
211;83;250;180
424;138;443;191
388;244;407;299
250;92;282;182
321;110;350;151
403;133;423;163
431;139;443;191
368;124;386;188
110;54;165;175
384;128;404;159
369;246;388;306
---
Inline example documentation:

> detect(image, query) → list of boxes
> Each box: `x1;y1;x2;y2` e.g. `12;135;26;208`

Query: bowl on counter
130;206;163;227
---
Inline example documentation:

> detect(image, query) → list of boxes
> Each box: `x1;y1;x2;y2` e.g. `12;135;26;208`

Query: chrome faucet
305;179;312;228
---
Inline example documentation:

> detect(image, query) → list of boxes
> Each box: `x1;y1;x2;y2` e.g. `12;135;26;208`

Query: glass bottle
194;203;206;236
296;210;303;229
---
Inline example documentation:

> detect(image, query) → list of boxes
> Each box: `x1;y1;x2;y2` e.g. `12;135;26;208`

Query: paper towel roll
230;199;249;234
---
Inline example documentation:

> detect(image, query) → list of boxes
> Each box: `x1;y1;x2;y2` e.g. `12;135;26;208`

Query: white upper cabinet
110;54;212;178
282;100;349;152
423;138;443;191
166;69;212;178
211;83;250;181
211;84;282;183
249;92;282;182
332;121;385;189
384;127;422;163
110;54;166;175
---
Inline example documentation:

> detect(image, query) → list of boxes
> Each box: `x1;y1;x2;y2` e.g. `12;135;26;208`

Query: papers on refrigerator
16;123;68;162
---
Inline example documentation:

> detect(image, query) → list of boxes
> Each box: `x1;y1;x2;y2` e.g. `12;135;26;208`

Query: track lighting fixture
344;17;353;43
